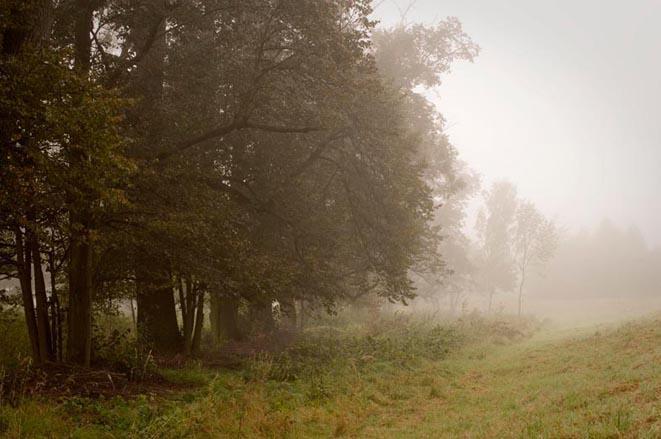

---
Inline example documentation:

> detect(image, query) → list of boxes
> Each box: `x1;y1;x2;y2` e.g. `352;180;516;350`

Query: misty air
0;0;659;437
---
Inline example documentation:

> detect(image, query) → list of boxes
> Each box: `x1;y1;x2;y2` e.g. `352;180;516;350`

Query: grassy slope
0;316;659;438
363;318;660;438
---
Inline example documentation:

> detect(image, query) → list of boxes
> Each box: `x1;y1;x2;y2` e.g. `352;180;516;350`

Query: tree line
0;0;478;366
529;220;661;301
413;179;559;317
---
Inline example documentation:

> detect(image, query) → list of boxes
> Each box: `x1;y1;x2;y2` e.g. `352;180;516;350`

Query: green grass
362;317;660;438
0;314;658;438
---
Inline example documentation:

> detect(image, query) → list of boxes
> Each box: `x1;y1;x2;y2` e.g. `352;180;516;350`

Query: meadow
0;312;658;438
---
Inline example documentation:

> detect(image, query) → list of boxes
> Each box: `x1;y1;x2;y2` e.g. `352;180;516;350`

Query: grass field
0;314;659;438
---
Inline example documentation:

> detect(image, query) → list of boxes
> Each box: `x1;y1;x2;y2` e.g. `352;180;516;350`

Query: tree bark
66;0;95;366
130;6;182;354
3;0;55;366
129;296;137;334
180;283;191;355
67;214;92;365
1;0;53;55
220;297;242;341
517;271;526;317
209;292;221;344
30;232;54;362
182;277;195;354
47;249;61;361
15;227;40;362
249;300;275;334
136;263;181;353
191;289;204;354
210;290;243;342
279;297;297;330
177;276;187;330
73;0;92;72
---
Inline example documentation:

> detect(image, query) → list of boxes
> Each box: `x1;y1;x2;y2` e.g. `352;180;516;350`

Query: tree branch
153;120;323;161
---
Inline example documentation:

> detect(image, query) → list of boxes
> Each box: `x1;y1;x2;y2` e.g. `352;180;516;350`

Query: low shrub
93;313;156;381
242;313;461;385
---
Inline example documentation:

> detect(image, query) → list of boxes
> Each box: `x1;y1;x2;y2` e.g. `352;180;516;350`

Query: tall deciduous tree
512;201;558;316
2;0;481;362
1;0;131;365
475;181;518;312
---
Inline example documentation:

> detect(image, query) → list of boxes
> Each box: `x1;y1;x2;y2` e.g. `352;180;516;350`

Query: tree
433;163;481;314
475;181;518;313
410;161;480;314
373;18;479;90
512;201;558;316
1;0;131;365
368;19;479;311
1;0;480;363
528;220;659;303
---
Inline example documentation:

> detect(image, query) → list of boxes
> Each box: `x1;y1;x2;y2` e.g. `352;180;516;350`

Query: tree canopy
1;0;478;364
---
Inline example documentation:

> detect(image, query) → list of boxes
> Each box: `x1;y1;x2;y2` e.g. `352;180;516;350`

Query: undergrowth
0;312;546;437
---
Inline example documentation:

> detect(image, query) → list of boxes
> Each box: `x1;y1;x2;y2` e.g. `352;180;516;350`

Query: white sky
373;0;661;247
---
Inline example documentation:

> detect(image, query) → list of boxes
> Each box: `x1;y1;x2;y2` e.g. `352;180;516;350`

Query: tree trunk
209;292;221;344
182;277;195;354
130;7;180;354
66;0;94;366
15;227;40;362
517;275;525;317
136;263;181;353
30;233;54;362
67;214;92;365
249;300;275;334
488;288;494;314
279;297;297;331
177;276;187;330
73;0;92;72
3;0;55;366
1;0;53;55
129;296;137;334
220;297;242;341
191;290;204;354
48;249;62;361
180;281;191;355
209;291;243;342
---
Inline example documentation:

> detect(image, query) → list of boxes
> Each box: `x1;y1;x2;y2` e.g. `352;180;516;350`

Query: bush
456;312;543;344
242;313;461;385
93;313;155;381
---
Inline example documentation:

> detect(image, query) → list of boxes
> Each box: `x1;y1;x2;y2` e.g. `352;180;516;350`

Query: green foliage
0;47;133;214
102;340;156;383
91;313;157;381
0;314;35;407
0;312;29;369
374;19;479;90
2;0;481;365
159;367;211;388
234;314;460;394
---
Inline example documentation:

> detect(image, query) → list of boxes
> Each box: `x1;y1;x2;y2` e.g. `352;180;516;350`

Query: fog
2;1;660;434
374;0;661;245
373;1;661;324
